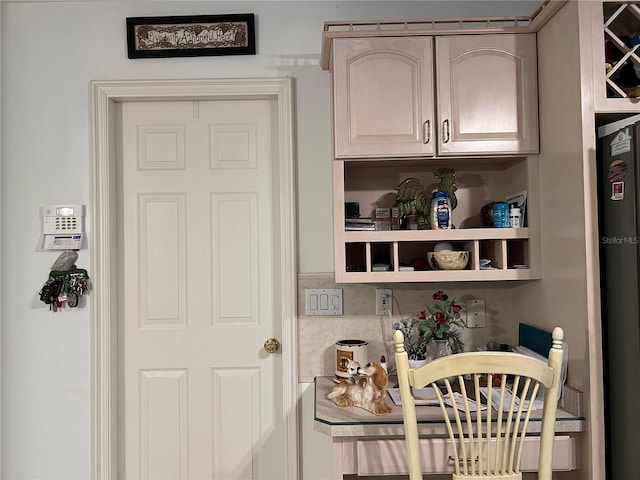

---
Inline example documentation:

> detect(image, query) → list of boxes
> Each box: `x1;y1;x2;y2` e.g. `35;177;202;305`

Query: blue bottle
492;202;510;228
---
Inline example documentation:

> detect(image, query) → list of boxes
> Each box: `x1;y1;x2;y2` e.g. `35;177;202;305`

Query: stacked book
345;217;375;231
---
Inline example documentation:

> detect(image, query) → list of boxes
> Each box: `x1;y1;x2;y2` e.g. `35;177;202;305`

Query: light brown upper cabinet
436;34;539;155
331;34;539;159
332;36;435;158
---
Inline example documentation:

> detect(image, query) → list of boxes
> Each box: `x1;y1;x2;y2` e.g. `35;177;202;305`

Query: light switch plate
466;299;485;328
305;289;343;316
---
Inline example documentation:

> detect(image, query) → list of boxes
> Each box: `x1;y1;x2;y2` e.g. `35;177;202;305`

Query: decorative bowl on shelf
427;251;470;270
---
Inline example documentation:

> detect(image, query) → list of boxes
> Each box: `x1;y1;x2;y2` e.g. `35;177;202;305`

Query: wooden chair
393;327;564;480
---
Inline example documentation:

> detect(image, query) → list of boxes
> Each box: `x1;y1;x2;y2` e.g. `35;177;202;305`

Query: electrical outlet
466;299;485;328
376;288;392;315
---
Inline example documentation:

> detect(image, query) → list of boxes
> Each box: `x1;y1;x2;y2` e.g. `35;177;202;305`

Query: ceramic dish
427;251;470;270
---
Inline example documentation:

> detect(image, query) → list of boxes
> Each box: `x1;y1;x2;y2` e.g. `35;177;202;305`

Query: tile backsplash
297;273;522;382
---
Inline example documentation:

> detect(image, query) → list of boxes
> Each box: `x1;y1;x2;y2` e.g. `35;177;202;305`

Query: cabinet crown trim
320;0;567;70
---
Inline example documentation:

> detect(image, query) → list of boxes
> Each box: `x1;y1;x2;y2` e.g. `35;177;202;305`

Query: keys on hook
39;268;90;311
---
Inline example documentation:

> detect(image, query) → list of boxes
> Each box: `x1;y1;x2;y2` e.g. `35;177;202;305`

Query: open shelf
333;158;540;283
338;232;536;283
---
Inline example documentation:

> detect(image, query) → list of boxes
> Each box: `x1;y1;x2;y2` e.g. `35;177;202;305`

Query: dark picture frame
126;14;256;59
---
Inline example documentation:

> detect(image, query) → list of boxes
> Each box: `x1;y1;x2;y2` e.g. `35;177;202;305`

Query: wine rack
604;2;640;98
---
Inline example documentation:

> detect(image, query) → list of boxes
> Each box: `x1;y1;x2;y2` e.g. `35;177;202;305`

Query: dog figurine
327;362;392;415
346;360;364;383
334;359;366;384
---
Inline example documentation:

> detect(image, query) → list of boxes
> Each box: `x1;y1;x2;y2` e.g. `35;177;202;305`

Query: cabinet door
332;37;434;158
436;34;539;155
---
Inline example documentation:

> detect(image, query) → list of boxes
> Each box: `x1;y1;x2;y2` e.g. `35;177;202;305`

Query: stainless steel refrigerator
597;114;640;479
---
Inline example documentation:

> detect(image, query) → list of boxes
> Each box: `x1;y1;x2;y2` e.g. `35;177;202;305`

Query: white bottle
380;356;388;374
431;191;452;229
509;207;521;228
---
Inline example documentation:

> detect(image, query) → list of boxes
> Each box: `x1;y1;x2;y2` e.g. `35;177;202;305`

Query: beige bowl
427;251;470;270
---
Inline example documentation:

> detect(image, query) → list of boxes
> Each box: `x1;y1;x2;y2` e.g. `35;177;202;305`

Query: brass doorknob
264;338;281;354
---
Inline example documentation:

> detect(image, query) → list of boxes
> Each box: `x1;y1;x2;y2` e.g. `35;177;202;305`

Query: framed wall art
126;14;256;59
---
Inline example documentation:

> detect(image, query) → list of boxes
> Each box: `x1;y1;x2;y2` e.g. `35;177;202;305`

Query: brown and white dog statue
327;361;392;415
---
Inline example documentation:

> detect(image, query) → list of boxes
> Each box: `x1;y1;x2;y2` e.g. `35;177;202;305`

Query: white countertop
313;376;585;438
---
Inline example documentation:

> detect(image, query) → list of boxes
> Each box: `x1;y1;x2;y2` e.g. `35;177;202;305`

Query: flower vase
434;339;449;360
408;359;428;370
434;339;452;387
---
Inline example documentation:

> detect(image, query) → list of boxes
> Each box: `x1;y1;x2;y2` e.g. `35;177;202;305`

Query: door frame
89;78;299;479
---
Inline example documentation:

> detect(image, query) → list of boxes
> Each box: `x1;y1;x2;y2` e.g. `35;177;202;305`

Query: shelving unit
324;19;542;284
603;2;640;99
592;1;640;112
332;157;540;283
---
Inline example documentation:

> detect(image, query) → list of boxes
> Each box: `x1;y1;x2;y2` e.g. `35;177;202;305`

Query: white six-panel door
117;99;288;479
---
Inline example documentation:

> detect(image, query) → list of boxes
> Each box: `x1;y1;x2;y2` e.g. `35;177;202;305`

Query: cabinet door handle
423;120;431;144
442;119;450;143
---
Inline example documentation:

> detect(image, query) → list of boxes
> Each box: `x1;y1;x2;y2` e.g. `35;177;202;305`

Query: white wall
0;1;540;478
0;4;3;478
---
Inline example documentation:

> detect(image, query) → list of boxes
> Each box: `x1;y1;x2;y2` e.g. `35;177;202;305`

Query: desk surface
314;376;585;438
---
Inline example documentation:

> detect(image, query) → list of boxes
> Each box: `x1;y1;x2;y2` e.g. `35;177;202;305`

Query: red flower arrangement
422;290;466;353
394;290;467;358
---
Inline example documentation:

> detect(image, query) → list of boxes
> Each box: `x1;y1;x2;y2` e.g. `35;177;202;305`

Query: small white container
509;207;522;228
431;191;452;229
380;356;388;373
